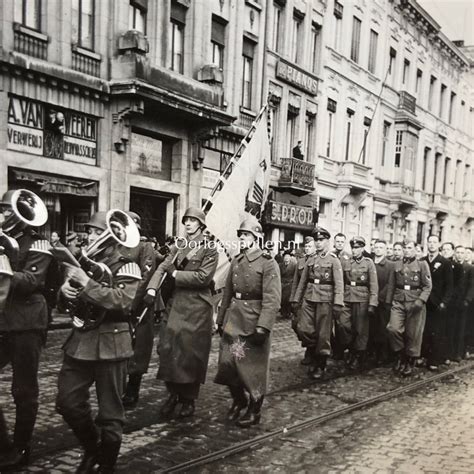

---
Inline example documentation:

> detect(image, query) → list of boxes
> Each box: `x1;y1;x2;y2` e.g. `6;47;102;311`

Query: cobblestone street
1;320;473;473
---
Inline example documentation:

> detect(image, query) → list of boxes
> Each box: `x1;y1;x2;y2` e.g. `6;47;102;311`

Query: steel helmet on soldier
126;211;141;230
85;212;108;231
237;215;264;240
181;207;206;228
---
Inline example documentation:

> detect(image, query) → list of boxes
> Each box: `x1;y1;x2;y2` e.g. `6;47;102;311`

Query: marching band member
56;211;141;473
0;190;52;471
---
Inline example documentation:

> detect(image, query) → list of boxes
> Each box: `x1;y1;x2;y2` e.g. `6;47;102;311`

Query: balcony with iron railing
13;23;48;60
277;157;315;195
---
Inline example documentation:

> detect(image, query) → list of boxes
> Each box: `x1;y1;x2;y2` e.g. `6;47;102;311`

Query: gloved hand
144;289;156;307
332;304;343;317
216;324;224;337
291;302;300;314
246;327;269;346
165;264;177;278
368;305;377;316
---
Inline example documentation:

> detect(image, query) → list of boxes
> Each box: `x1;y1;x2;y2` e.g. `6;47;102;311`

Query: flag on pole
205;106;271;290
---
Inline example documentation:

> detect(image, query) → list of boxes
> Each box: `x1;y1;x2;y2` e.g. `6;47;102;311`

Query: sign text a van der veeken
7;95;98;166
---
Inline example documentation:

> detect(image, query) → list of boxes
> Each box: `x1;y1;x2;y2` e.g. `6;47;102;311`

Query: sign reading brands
7;95;98;165
276;59;319;95
265;200;314;230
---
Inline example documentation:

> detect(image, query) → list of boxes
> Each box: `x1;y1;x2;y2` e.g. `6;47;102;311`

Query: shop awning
11;169;98;197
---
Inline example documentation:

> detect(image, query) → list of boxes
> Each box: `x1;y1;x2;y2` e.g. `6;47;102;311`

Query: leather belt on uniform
312;278;333;286
348;281;368;287
396;284;419;290
233;292;262;301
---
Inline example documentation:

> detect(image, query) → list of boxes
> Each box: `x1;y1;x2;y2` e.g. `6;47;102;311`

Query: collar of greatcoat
238;247;263;262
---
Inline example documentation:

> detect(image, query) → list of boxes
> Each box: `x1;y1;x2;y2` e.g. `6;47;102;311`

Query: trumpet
65;209;140;332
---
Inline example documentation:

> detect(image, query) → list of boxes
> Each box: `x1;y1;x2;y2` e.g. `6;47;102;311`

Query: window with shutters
211;15;226;69
350;17;361;63
169;1;187;74
72;0;95;50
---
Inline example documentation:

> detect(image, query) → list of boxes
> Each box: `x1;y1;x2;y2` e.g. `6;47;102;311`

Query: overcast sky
418;0;474;45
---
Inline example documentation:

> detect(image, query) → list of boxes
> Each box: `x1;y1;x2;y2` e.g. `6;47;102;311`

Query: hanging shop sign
7;95;98;165
264;200;314;231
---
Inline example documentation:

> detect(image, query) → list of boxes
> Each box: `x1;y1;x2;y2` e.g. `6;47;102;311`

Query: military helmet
85;212;108;231
237;215;264;240
181;207;206;228
350;236;366;248
126;211;141;230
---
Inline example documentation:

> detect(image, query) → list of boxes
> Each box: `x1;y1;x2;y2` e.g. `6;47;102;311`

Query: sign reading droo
265;200;314;230
7;95;98;165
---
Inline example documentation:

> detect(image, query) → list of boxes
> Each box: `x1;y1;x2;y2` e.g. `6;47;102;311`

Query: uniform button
114;329;118;333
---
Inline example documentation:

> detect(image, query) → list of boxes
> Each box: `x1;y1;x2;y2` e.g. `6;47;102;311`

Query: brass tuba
0;189;48;269
68;209;140;331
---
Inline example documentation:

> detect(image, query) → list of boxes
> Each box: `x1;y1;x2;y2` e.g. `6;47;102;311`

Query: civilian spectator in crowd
292;141;304;160
279;251;297;319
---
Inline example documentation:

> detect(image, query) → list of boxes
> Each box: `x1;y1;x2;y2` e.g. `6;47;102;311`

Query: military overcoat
147;233;218;385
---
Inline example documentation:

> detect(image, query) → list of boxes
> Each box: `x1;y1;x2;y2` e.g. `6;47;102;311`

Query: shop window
14;0;41;30
130;131;173;181
72;0;95;50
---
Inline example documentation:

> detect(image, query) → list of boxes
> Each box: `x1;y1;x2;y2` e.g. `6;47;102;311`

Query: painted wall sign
276;59;319;95
265;200;314;230
7;95;98;165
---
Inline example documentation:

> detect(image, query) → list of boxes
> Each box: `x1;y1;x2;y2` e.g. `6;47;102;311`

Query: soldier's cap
311;226;330;240
303;236;314;244
350;236;366;248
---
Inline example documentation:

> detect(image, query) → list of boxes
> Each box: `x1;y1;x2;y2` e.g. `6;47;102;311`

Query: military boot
97;438;121;474
227;386;248;422
122;374;142;410
311;355;327;380
0;446;30;471
300;348;312;366
235;396;264;428
159;393;179;418
177;399;195;419
393;351;404;373
0;409;12;455
69;419;100;474
402;357;415;376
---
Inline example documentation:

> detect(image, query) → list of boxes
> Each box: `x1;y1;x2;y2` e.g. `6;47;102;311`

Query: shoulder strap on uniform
262;253;273;260
117;262;142;281
329;252;337;258
29;239;53;255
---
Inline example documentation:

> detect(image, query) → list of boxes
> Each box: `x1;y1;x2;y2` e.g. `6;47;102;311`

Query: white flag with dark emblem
204;106;271;290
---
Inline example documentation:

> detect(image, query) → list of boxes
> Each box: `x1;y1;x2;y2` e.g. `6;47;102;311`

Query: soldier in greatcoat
55;212;142;473
214;216;281;427
0;190;52;471
386;240;432;375
291;227;344;379
338;236;379;369
145;207;218;419
290;236;316;365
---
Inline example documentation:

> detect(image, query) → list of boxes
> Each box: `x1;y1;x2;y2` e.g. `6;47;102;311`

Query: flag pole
202;104;268;213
